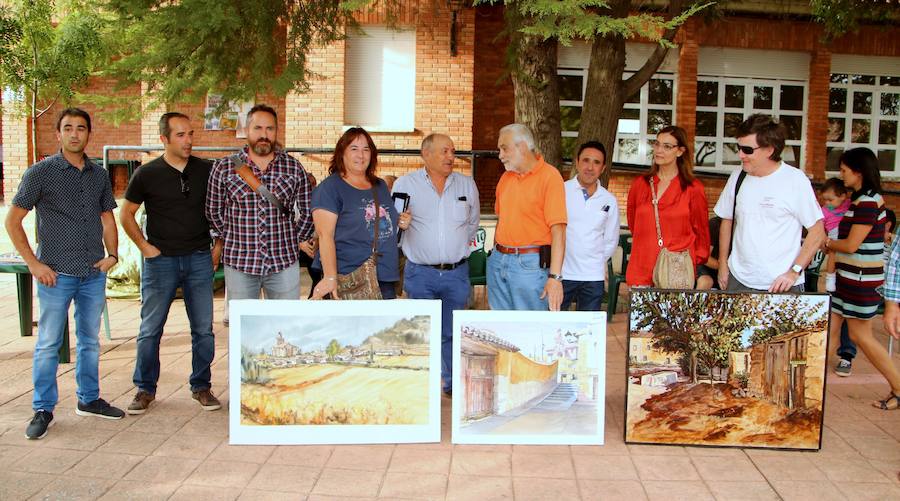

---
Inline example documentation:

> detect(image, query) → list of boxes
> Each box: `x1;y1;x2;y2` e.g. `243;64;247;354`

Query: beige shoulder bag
649;177;694;289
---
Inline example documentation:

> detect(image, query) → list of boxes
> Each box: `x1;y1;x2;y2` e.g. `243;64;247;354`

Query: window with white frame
826;73;900;175
558;42;678;163
694;77;807;171
344;26;416;132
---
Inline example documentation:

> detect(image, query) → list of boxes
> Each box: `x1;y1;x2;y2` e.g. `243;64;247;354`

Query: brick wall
34;78;142;162
1;108;29;201
283;3;476;186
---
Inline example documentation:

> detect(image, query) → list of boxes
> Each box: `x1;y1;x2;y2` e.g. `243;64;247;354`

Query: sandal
872;392;900;410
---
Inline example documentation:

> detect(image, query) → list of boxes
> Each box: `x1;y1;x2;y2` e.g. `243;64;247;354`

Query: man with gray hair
392;133;480;396
488;123;567;311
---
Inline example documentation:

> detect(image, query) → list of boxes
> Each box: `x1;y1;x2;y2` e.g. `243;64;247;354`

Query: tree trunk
505;7;562;169
578;33;627;187
690;350;698;384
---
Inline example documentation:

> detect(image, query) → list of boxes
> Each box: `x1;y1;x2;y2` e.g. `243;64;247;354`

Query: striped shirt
205;147;313;276
835;190;886;286
12;153;117;277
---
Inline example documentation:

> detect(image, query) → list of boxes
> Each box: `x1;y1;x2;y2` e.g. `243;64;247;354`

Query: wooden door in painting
788;335;808;409
765;343;788;407
462;355;495;419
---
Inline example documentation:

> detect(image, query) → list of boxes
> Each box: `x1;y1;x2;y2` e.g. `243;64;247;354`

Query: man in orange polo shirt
488;123;567;311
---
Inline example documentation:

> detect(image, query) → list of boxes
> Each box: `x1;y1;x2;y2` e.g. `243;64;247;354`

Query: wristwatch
548;273;563;281
790;264;803;274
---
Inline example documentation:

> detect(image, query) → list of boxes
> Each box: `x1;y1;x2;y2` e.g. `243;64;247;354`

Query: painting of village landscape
625;290;831;450
452;311;606;445
228;299;442;444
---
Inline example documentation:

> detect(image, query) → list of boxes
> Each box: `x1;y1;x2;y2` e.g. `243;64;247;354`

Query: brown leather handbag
335;188;383;300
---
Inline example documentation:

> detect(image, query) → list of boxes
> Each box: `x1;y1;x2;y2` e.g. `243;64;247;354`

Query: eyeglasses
736;144;762;155
180;172;190;198
649;140;680;152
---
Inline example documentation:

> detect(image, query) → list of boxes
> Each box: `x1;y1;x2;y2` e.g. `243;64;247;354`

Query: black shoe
25;410;54;440
76;398;125;420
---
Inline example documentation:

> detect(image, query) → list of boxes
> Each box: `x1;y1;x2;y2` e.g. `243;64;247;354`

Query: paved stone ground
0;276;898;499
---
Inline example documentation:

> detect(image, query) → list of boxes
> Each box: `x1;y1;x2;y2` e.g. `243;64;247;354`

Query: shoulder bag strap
231;154;290;215
649;177;664;248
371;186;380;267
729;170;748;256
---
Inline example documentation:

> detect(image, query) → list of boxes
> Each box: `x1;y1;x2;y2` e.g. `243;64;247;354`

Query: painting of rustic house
625;290;830;450
451;311;606;445
229;299;442;445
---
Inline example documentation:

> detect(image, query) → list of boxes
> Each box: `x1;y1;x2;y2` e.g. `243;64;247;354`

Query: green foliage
631;291;764;381
326;339;341;360
478;0;712;47
632;291;829;382
811;0;897;39
749;295;828;345
99;0;368;120
0;0;106;116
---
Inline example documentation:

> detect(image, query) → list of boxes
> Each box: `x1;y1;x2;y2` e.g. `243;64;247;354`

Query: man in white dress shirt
562;141;619;311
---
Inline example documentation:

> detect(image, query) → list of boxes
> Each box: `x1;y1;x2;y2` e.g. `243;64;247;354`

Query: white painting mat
229;299;442;444
452;310;606;445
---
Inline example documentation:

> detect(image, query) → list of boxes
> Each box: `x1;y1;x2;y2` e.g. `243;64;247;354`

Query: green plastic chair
606;233;632;322
469;249;487;287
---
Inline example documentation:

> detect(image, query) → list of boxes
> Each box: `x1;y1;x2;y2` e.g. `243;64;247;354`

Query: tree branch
621;0;686;99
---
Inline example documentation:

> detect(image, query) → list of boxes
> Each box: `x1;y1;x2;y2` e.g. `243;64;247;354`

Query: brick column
2;94;31;201
806;40;831;181
676;18;699;145
140;82;166;164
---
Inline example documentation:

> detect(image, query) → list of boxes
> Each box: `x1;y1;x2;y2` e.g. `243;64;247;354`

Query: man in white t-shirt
714;114;825;292
561;141;620;310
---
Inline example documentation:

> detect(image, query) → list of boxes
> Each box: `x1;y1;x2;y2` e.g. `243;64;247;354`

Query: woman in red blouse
626;126;710;286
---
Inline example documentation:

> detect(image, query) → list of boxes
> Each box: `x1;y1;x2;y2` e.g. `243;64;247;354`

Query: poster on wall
625;289;831;450
204;94;254;137
451;310;606;445
229;299;442;445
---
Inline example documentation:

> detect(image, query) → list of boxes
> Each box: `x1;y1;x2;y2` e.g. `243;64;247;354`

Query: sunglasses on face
736;144;762;155
180;172;190;197
649;140;680;152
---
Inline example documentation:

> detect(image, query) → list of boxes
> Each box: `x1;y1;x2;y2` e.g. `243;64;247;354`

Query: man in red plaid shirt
206;104;314;323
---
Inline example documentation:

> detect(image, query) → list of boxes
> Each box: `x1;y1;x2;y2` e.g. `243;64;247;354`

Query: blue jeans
404;261;470;391
33;271;107;412
487;250;548;310
134;251;215;394
837;319;856;361
561;280;605;311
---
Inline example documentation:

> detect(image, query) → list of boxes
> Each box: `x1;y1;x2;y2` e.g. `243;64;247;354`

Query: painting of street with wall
229;299;442;444
626;290;830;450
452;311;606;445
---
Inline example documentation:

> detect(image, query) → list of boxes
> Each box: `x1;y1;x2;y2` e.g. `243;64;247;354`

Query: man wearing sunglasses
714;114;825;293
120;112;219;415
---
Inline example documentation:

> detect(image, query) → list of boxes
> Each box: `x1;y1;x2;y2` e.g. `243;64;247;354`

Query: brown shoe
126;391;155;415
192;389;221;411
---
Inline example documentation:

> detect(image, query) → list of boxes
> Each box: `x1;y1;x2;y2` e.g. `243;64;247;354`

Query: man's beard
250;138;273;155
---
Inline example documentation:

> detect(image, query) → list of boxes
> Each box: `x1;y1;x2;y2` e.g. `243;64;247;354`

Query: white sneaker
825;273;836;292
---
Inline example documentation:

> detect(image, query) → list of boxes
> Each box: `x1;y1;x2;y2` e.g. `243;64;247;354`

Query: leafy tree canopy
98;0;376;120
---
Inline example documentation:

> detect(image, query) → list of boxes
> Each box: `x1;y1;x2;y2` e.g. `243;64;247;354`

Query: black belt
424;258;467;271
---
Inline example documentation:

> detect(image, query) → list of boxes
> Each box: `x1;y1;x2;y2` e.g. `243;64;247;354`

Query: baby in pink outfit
820;177;850;291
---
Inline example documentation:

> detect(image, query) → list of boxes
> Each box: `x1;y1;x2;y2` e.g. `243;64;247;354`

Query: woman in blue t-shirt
310;127;410;299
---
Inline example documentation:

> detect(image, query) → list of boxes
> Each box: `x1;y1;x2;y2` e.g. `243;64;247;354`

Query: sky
464;321;596;362
240;315;408;354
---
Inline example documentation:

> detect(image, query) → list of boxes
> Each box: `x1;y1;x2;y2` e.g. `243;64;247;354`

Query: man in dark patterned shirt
5;108;125;440
206;104;313;321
